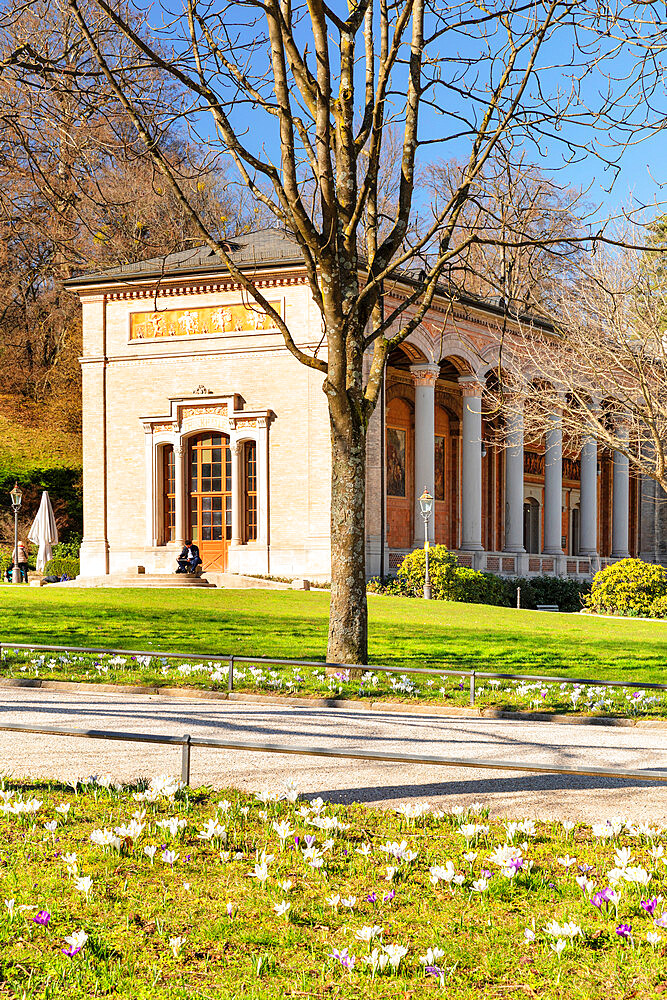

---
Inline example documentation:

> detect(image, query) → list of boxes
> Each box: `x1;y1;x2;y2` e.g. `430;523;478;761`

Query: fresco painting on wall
387;428;406;497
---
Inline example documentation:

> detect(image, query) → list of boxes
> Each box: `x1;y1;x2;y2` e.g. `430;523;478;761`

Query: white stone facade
68;233;654;584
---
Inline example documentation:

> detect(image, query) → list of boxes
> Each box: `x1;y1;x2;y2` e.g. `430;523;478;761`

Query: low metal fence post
181;734;191;786
228;656;234;693
470;670;476;707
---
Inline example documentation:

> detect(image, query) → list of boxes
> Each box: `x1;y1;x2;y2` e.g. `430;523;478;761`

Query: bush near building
585;559;667;618
367;546;588;612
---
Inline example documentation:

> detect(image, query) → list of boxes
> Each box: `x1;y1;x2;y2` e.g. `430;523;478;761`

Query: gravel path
1;688;667;823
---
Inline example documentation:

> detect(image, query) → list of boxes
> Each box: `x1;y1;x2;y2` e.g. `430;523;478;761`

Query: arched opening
523;497;540;553
188;431;232;571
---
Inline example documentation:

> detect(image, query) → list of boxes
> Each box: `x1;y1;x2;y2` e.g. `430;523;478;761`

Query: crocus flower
616;924;632;940
32;911;50;926
366;892;377;904
425;965;445;985
641;898;658;916
647;931;661;947
169;935;186;958
273;901;290;918
62;929;88;957
383;889;395;903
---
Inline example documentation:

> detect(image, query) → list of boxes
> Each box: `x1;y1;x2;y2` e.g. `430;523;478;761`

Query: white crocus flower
471;878;488;893
420;946;446;964
272;820;294;845
144;845;157;864
273;901;290;918
647;931;661;947
614;846;633;868
382;943;408;970
326;894;340;909
278;880;293;893
341;896;356;909
355;843;372;857
551;939;567;957
169;935;186;958
250;861;269;883
74;876;93;900
4;899;15;920
355;925;382;944
557;855;576;868
429;862;457;885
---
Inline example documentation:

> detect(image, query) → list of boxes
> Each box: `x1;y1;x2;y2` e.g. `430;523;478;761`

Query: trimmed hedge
585;558;667;618
43;556;80;579
367;545;588;612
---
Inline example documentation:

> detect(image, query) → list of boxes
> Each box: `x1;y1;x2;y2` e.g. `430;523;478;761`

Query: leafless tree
0;3;244;429
497;237;667;494
1;0;664;661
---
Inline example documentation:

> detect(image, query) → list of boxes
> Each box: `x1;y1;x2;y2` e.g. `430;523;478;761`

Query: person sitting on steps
176;539;202;575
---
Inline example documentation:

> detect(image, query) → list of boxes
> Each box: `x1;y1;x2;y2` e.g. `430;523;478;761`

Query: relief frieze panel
129;300;282;341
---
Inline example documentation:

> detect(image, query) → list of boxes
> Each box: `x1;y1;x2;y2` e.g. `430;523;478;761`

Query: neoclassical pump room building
67;229;666;583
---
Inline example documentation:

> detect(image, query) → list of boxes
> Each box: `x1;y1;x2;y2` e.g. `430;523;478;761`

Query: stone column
543;409;563;554
579;433;598;556
460;376;484;551
230;440;242;546
504;400;525;552
410;364;440;544
611;420;630;558
174;440;186;547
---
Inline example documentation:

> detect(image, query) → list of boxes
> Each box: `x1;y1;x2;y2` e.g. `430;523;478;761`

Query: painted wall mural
130;301;282;340
387;427;406;498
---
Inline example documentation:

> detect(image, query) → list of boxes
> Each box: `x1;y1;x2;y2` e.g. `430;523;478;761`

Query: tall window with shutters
244;441;258;542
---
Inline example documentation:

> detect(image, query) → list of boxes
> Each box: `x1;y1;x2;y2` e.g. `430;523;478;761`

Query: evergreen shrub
585;558;667;618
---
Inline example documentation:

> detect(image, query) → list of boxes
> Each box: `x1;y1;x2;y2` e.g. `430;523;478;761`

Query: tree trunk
327;398;368;665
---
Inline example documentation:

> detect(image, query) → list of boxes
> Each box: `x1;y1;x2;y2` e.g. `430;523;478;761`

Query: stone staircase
50;571;215;589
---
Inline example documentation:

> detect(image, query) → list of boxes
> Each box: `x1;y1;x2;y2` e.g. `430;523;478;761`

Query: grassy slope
0;587;666;682
0;406;81;474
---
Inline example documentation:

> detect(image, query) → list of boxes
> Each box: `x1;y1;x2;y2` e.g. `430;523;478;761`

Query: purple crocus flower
304;835;316;848
383;889;395;903
294;836;300;848
591;887;613;910
426;966;444;980
481;869;492;880
616;924;632;940
578;864;593;874
366;892;377;904
32;911;50;926
328;947;355;970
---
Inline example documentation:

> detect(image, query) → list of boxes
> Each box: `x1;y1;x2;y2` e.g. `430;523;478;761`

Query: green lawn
2;777;667;999
1;586;666;683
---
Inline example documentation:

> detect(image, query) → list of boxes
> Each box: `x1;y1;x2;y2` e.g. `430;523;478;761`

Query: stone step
51;574;216;589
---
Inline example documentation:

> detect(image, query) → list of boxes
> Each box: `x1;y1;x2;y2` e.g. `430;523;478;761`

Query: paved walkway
1;688;666;822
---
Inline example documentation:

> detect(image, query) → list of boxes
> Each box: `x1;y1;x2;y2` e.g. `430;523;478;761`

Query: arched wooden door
188;432;231;571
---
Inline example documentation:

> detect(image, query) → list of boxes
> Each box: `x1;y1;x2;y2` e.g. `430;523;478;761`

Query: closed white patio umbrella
28;491;59;573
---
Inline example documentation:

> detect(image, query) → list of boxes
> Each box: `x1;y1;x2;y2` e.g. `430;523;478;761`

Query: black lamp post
10;483;22;585
419;487;433;599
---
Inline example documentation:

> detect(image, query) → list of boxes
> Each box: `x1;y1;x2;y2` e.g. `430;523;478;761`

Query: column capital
409;363;440;387
459;375;485;398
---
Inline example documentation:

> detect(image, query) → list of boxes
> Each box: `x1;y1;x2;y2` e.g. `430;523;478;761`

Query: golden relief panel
129;300;282;341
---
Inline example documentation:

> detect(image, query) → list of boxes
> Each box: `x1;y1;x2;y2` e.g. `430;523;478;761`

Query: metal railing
0;719;666;788
1;640;666;710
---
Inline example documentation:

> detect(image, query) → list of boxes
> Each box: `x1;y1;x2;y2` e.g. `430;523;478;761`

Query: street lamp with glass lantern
10;483;22;585
419;487;433;599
